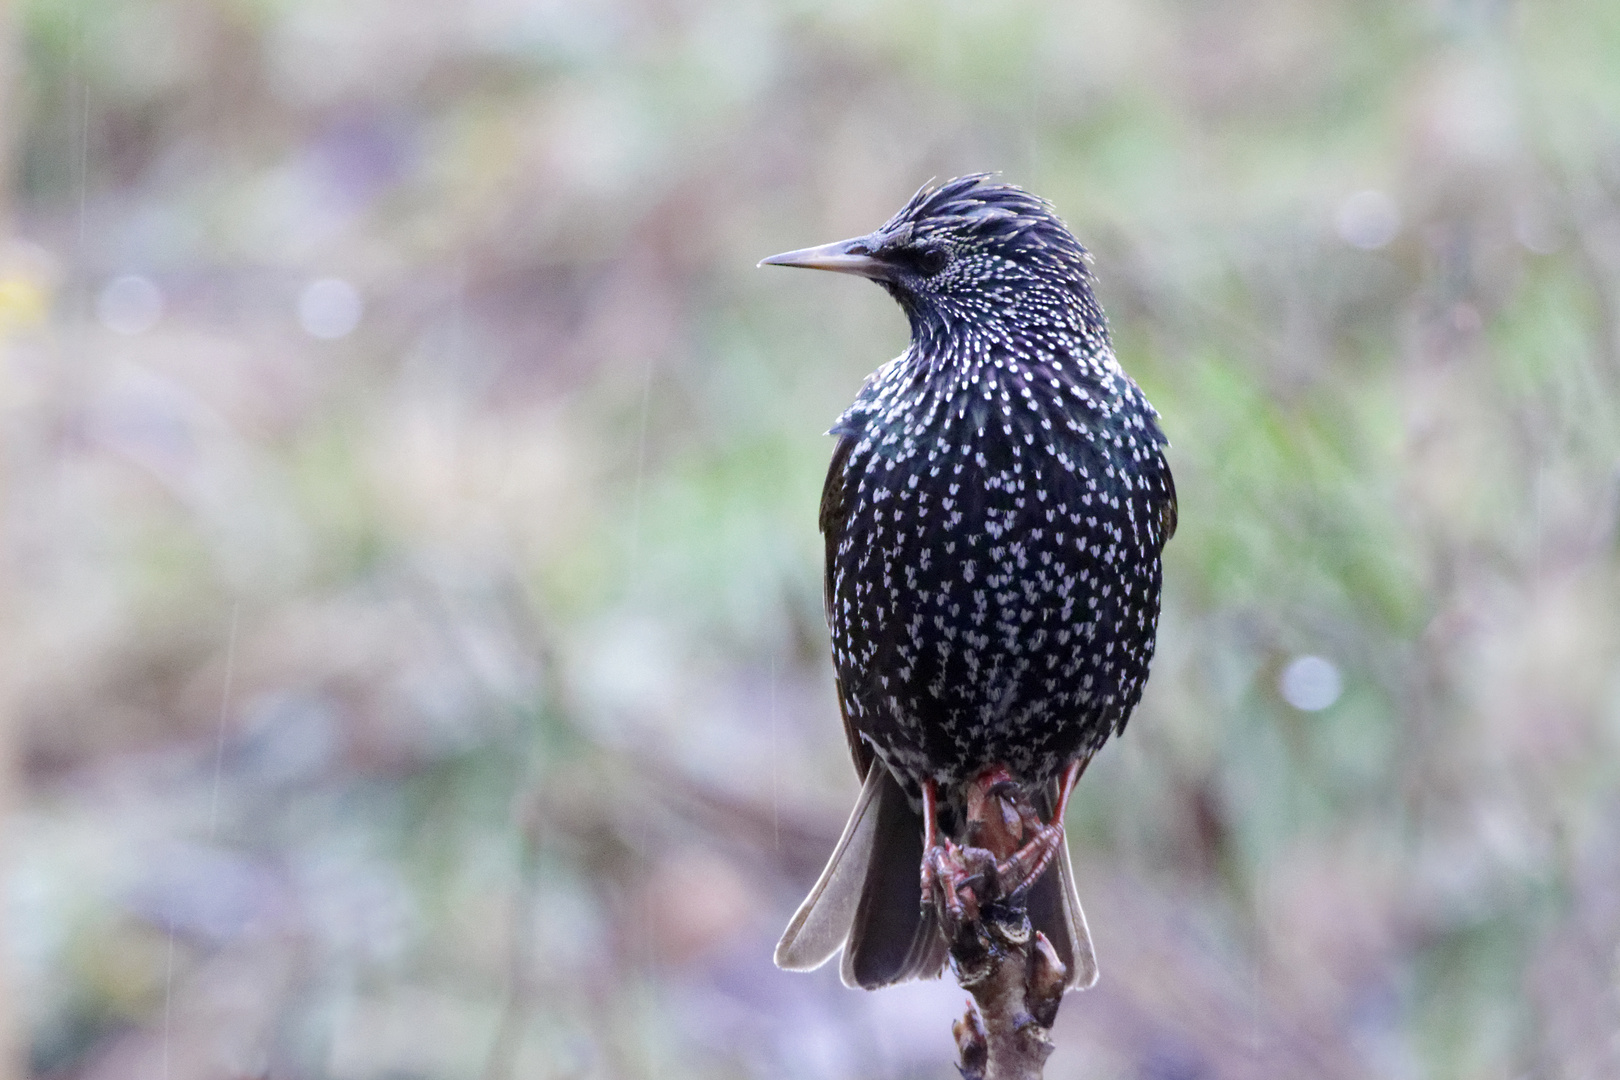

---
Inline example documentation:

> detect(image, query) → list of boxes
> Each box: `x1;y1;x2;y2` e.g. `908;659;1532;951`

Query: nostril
847;243;871;256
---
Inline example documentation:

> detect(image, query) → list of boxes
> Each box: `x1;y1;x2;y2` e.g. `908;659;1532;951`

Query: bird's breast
827;386;1169;786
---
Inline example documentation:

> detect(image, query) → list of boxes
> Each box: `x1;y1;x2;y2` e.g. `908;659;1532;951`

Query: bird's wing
820;433;874;781
1159;463;1178;543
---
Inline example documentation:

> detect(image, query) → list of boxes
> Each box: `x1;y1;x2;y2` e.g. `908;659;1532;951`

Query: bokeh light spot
298;277;363;339
1279;655;1343;712
97;275;163;335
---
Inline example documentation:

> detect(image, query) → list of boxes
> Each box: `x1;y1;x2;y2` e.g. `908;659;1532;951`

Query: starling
762;175;1176;991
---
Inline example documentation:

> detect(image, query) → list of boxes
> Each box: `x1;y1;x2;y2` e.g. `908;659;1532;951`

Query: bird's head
760;174;1097;344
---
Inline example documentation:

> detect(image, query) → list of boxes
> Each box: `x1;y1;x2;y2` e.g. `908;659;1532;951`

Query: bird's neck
894;274;1109;376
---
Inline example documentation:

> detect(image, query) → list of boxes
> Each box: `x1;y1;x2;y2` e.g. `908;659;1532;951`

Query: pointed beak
758;235;888;279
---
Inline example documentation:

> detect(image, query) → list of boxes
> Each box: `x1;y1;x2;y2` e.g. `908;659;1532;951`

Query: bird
760;174;1176;992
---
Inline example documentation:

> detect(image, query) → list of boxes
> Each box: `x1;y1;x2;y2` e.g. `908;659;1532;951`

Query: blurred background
1;0;1618;1077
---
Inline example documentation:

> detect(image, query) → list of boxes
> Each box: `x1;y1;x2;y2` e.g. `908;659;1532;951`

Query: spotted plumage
765;175;1176;991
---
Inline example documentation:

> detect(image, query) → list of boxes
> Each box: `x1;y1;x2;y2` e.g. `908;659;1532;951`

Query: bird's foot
962;767;1063;898
921;766;1070;937
922;839;998;932
992;818;1063;898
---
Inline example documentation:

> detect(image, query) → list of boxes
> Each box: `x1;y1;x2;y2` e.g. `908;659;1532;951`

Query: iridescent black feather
770;174;1176;990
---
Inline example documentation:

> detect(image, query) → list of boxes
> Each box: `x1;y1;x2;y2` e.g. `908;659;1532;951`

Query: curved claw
923;840;997;933
918;762;1082;935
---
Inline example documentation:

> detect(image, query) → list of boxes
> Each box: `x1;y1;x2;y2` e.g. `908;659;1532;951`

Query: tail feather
840;767;947;988
1026;831;1098;990
1029;779;1099;990
777;764;1097;992
774;765;886;971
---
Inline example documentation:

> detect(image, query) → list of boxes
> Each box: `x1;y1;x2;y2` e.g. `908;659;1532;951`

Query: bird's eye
916;247;949;276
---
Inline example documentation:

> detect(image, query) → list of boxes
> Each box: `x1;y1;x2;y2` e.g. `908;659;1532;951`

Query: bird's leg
923;760;1084;930
987;757;1087;899
923;777;942;851
1051;756;1086;824
920;780;960;919
921;778;995;929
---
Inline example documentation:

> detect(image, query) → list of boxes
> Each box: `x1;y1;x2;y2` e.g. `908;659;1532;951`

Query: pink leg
922;778;942;850
921;778;995;927
991;756;1090;898
1051;757;1086;825
921;760;1091;928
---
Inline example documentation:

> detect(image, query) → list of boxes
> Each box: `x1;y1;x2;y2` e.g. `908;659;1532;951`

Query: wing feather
820;434;873;780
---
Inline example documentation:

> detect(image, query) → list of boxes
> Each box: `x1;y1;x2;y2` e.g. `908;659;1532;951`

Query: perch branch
929;769;1068;1080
